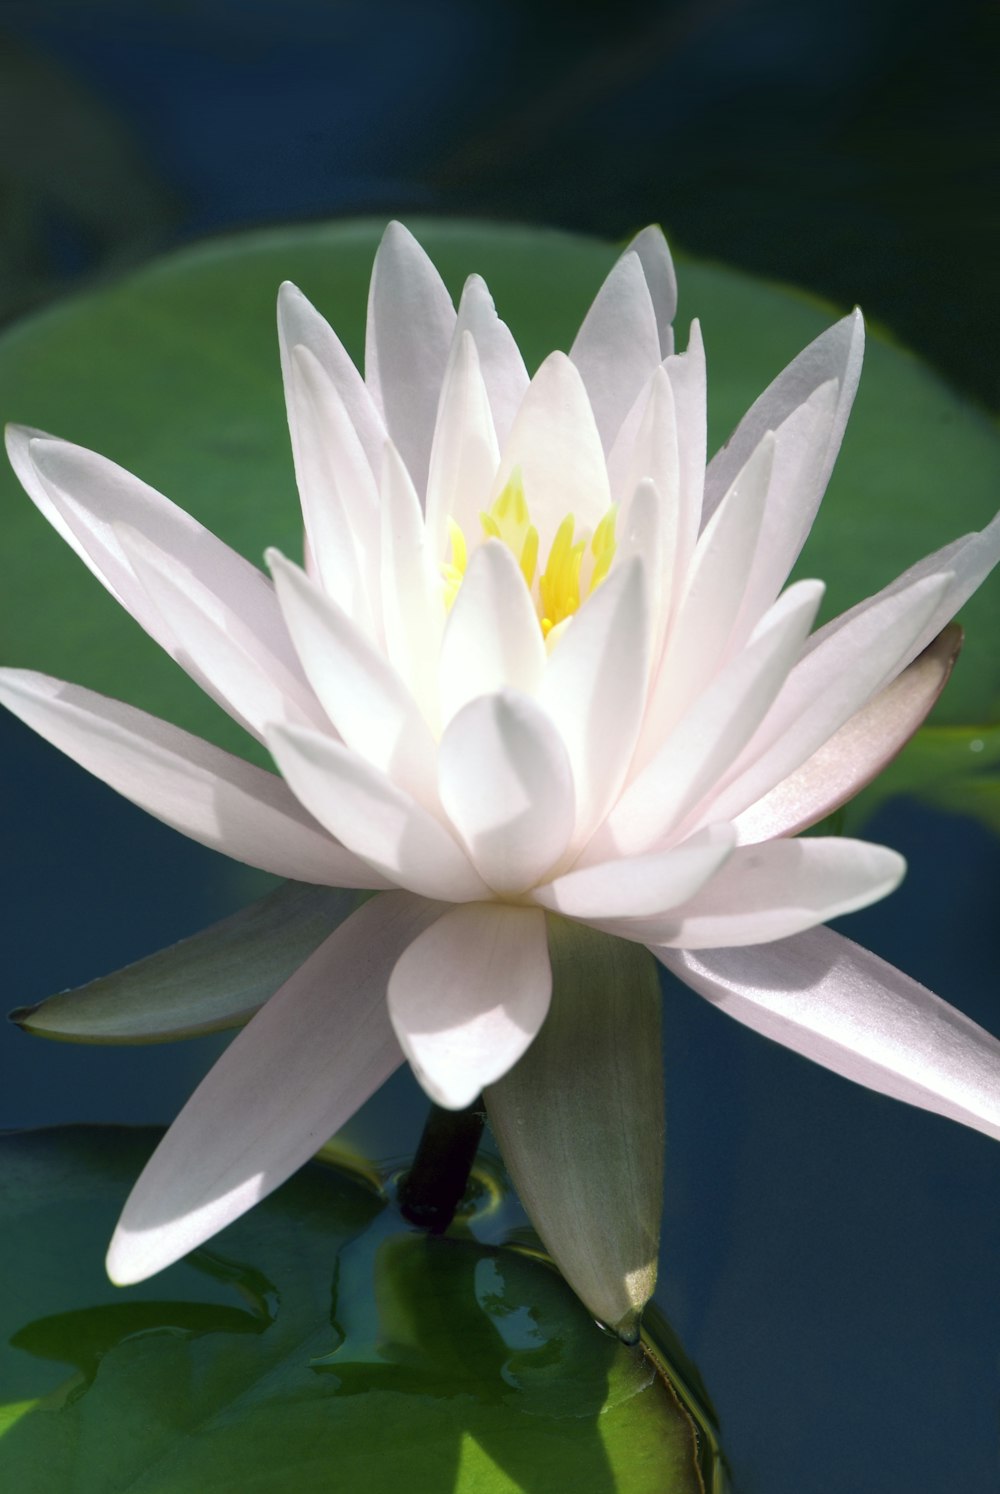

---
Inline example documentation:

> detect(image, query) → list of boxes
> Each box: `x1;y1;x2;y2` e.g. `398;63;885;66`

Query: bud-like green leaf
486;916;664;1342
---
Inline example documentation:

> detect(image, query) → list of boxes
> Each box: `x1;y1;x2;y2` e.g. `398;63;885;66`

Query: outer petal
438;539;545;727
734;623;963;843
365;221;456;497
534;822;735;920
0;668;381;887
659;924;1000;1144
12;882;362;1043
703;309;864;528
633;837;905;948
268;548;438;808
267;723;489;901
387;902;551;1110
438;690;575;894
454;273;529;449
107;892;440;1284
626;224;677;356
570;248;660;452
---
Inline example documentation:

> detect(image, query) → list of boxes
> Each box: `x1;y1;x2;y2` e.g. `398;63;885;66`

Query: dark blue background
1;3;998;1490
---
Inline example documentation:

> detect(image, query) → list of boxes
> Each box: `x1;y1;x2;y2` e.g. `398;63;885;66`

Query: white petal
277;279;386;475
540;557;651;847
0;668;379;887
283;345;379;635
625;224;677;356
638;836;905;947
595;579;824;860
365;221;456;498
534;822;735;920
618;477;672;669
438;539;545;727
706;571;951;826
107;891;438;1283
117;523;327;743
659;924;1000;1144
267;723;488;902
734;623;963;843
387;902;551;1109
610;371;680;609
424;330;500;560
491;352;610;550
664;321;707;564
703;309;864;528
570;249;661;451
454;273;529;448
438;690;575;894
379;442;445;729
268;548;438;807
6;423;122;595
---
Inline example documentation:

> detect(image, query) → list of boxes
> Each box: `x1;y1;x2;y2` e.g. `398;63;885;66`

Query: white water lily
3;222;1000;1291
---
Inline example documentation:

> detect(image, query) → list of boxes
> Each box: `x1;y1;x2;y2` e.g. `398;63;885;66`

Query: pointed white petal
534;822;735;920
659;924;1000;1144
424;330;500;559
283;345;379;635
438;690;575;894
637;836;904;947
610;369;680;558
277;279;386;475
438;539;545;727
14;882;362;1043
665;320;707;565
734;623;963;843
703;309;864;527
365;221;456;498
454;273;529;448
618;477;672;669
117;524;327;743
595;579;824;860
540;557;651;847
268;549;438;807
267;723;488;901
380;442;444;729
570;249;661;451
625;224;677;356
706;572;951;826
387;902;551;1109
0;668;379;886
6;423;122;594
491;352;610;549
107;892;438;1283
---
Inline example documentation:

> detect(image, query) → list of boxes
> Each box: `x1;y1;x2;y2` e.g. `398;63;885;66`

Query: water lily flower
4;223;1000;1292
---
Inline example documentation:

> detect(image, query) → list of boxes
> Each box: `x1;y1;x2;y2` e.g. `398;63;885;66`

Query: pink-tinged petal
626;224;677;357
117;524;328;743
107;891;439;1284
534;822;735;920
540;557;651;848
267;723;488;902
0;668;380;887
734;624;963;844
387;902;551;1109
438;690;575;894
365;221;456;498
277;280;386;476
454;273;529;449
659;924;1000;1144
6;423;122;595
17;435;307;721
594;580;823;861
491;352;610;549
703;308;864;528
705;572;951;827
268;549;438;808
424;331;500;560
283;345;379;636
438;540;545;727
570;249;661;452
380;442;444;730
665;320;707;566
637;837;904;948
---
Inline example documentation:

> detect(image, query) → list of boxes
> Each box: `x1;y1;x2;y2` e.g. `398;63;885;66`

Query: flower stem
397;1096;486;1233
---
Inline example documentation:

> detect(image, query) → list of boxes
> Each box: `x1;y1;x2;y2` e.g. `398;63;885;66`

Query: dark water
1;4;998;1490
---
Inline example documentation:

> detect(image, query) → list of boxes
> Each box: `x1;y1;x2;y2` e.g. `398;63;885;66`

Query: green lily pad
0;1127;708;1493
0;217;996;785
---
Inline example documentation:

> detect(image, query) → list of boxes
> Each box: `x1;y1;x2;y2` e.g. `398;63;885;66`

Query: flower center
443;470;618;643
